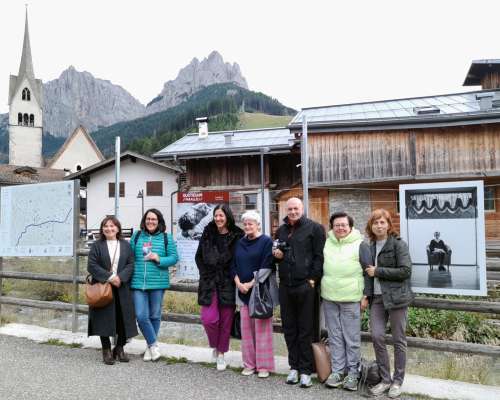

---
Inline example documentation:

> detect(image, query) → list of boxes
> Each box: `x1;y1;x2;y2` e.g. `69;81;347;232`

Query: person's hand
361;296;369;311
146;252;160;263
238;282;249;294
110;275;121;287
365;266;376;277
273;248;284;259
308;279;315;289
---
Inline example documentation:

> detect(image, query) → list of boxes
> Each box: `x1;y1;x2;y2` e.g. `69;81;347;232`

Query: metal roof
289;89;500;130
464;59;500;86
153;127;295;160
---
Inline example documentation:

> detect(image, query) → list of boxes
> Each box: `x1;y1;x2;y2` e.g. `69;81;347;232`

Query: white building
67;151;180;232
47;126;104;173
8;10;43;167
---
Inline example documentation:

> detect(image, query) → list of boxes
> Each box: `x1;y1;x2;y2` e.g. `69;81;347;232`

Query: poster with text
175;191;229;280
399;181;487;296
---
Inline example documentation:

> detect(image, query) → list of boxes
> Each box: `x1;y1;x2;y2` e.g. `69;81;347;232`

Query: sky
1;0;499;114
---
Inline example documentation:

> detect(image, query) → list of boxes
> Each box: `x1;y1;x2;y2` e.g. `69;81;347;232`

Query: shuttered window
146;181;163;197
108;182;125;197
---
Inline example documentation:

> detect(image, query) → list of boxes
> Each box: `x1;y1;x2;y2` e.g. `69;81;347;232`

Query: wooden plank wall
482;72;500;89
370;190;401;234
187;157;261;187
485;186;500;239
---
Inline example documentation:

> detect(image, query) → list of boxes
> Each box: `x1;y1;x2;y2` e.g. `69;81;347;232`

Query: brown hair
99;216;123;240
365;208;398;241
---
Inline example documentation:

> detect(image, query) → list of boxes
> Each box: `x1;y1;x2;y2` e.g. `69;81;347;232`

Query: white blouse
106;239;120;281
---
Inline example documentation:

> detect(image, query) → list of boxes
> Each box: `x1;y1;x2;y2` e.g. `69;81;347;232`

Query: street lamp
137;189;144;217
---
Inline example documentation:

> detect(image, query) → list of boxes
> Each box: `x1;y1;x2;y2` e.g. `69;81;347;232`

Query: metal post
71;255;79;333
114;137;121;219
71;180;80;333
260;149;266;234
0;257;3;324
301;115;309;216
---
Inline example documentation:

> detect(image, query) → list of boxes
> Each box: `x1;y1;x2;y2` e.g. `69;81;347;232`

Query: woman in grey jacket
363;209;414;398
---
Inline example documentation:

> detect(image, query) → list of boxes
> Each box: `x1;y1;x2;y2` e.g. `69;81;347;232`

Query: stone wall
328;189;371;236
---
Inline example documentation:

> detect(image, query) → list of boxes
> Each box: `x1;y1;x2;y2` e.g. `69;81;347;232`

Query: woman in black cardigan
195;204;243;371
87;216;138;365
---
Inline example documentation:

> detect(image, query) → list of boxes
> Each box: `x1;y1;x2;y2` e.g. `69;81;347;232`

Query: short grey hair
241;210;261;226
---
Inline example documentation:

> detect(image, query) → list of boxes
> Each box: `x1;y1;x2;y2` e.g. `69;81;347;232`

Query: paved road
0;335;421;400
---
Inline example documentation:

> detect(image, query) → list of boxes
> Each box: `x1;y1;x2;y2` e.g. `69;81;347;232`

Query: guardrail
0;250;499;357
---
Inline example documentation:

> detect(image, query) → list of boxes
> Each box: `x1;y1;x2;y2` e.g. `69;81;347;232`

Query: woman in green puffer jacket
130;208;178;362
321;212;369;391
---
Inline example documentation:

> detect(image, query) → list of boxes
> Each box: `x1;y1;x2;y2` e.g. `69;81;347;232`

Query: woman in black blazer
87;216;138;364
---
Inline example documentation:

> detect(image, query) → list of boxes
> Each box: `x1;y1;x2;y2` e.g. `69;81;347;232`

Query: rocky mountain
145;51;248;115
43;66;145;137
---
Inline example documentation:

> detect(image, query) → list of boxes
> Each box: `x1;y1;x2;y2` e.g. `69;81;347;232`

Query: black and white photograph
399;181;487;296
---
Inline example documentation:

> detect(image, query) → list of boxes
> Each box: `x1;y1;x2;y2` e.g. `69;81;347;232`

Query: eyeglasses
146;218;158;222
333;223;349;228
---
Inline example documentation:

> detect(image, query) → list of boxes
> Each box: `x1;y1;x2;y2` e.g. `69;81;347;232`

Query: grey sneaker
343;375;358;391
299;374;312;388
370;381;392;396
286;369;299;385
388;383;402;398
325;372;344;388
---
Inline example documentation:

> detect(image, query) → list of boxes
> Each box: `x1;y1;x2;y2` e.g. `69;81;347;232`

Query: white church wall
50;129;103;172
86;158;178;232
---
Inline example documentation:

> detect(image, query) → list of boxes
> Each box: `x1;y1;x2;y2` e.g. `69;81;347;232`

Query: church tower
8;10;43;167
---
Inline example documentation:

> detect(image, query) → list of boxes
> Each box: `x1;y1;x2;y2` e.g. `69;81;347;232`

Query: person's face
332;216;351;239
214;209;227;230
371;217;389;239
145;212;159;233
102;220;118;240
287;199;303;224
243;219;259;237
434;232;440;240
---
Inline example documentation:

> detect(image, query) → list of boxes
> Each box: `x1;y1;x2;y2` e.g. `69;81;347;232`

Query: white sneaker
258;370;270;378
150;345;161;362
300;374;313;388
143;347;152;362
216;354;227;371
388;383;402;398
241;368;255;376
286;369;299;384
370;381;392;396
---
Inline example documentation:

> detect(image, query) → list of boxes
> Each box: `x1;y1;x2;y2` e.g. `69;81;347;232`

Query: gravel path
0;335;421;400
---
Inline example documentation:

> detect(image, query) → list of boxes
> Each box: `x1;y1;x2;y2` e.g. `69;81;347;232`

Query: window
18;113;22;125
485;186;496;211
29;114;34;127
146;181;163;196
108;182;125;198
23;113;29;126
22;87;30;101
244;193;257;210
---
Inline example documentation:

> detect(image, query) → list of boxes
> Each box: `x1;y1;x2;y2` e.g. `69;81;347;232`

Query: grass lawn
237;112;292;130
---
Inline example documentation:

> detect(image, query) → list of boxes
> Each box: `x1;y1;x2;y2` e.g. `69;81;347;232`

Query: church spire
18;7;35;80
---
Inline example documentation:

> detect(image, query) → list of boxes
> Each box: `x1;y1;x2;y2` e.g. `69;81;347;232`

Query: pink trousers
200;291;235;353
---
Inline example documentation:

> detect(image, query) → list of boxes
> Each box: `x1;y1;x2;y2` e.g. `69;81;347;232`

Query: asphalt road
0;335;421;400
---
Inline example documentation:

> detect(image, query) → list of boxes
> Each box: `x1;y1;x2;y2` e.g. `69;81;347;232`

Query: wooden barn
288;59;500;239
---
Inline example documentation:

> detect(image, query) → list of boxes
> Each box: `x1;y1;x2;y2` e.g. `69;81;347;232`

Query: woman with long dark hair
195;204;243;371
364;209;414;398
130;208;178;362
87;216;137;365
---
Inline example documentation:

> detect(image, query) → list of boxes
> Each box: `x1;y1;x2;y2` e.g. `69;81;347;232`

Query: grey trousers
323;300;361;377
370;295;408;385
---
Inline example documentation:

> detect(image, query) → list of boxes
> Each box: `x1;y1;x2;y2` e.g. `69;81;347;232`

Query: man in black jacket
273;197;326;388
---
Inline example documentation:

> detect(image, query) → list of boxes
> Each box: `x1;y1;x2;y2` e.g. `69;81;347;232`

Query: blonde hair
365;208;398;241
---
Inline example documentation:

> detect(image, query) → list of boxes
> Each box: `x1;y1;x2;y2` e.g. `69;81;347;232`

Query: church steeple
18;9;35;80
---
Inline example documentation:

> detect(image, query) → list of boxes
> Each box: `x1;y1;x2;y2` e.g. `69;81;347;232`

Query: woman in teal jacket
321;212;368;391
130;208;178;362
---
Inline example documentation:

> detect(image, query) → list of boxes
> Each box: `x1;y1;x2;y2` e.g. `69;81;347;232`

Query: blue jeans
133;289;165;346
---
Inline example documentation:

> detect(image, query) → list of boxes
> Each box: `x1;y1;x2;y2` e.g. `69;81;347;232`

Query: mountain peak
145;51;248;115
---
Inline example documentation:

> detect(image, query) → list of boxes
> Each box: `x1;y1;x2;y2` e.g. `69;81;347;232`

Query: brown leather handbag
85;275;113;308
312;338;332;383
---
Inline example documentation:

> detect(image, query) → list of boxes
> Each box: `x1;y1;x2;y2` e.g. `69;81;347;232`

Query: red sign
177;191;229;203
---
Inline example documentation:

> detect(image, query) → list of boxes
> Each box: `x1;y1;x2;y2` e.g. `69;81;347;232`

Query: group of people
87;197;413;399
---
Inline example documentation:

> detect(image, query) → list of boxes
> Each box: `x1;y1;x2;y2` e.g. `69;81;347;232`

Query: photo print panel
399;181;487;296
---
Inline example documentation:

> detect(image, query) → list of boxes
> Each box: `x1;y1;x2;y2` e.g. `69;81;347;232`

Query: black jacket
195;222;244;306
363;235;414;309
87;240;138;338
275;216;326;287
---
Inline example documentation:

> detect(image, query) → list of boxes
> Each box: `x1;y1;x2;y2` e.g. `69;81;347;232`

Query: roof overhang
464;59;500;86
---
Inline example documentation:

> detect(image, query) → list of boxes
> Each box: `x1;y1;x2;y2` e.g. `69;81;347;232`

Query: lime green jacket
321;228;364;302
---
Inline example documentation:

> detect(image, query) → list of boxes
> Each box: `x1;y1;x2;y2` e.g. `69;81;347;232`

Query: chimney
224;131;234;145
196;117;208;139
476;93;494;111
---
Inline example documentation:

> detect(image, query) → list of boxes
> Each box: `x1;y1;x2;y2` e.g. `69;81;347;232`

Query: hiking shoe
241;368;255;376
216;354;227;371
325;372;344;388
343;375;358;391
369;381;391;396
388;383;402;398
286;369;299;384
299;374;312;388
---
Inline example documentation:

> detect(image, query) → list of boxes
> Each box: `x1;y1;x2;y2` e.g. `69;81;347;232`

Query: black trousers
100;287;126;349
279;282;317;375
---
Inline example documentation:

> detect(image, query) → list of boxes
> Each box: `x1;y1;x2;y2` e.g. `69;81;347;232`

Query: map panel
0;181;76;256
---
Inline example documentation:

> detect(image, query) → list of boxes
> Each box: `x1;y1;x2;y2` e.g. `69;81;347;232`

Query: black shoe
438;265;446;271
102;348;115;365
113;346;129;362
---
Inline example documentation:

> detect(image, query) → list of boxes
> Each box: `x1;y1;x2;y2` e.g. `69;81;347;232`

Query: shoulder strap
163;232;168;252
133;230;141;247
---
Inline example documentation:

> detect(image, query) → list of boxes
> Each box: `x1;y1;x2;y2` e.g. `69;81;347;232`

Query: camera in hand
273;239;290;252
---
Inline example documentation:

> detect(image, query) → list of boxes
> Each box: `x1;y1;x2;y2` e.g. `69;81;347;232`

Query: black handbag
230;310;241;339
249;278;274;319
